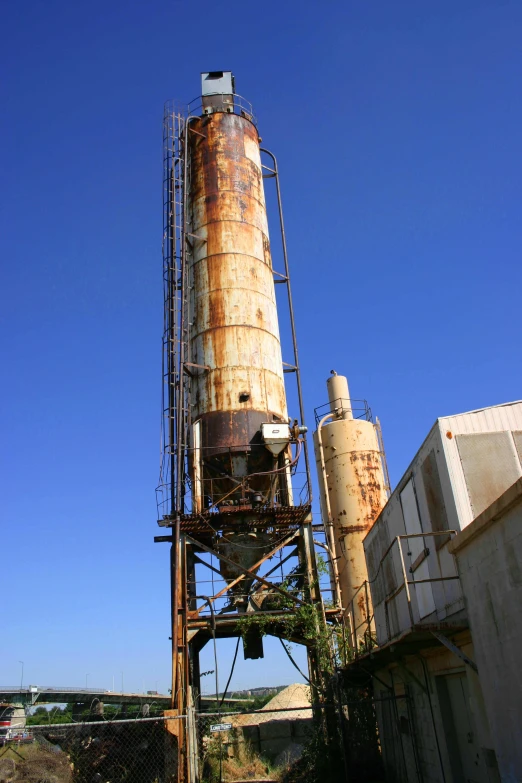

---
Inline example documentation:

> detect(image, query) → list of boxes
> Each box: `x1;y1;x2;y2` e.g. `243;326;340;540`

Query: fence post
186;705;198;783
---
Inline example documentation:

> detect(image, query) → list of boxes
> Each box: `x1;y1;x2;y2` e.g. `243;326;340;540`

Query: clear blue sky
2;0;521;695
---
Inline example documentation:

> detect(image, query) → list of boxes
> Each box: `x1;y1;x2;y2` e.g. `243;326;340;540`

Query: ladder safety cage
157;103;192;521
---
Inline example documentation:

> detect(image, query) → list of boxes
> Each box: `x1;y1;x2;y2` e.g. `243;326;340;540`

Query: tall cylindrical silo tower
313;372;389;648
186;95;291;509
158;78;323;780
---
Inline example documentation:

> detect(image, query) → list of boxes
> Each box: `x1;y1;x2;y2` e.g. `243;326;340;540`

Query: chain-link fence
194;686;384;782
0;716;179;783
0;691;386;783
196;703;314;782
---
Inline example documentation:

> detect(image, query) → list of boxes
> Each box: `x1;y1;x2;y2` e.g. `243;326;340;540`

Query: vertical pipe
316;412;342;609
364;580;371;647
375;416;391;498
171;116;196;714
327;373;352;420
260;148;312;498
397;537;414;627
168;162;176;515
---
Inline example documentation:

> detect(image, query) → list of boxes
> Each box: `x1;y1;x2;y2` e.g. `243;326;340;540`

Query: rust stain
339;524;368;534
357;592;367;619
188;112;286;423
187;112;288;500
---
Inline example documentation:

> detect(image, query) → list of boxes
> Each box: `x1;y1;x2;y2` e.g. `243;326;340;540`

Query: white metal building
344;400;522;783
363;400;522;646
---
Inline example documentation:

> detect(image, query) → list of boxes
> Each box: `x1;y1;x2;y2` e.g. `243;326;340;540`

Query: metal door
438;673;487;783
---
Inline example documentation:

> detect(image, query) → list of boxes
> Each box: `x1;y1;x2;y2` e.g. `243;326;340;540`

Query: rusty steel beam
184;534;304;607
431;631;478;672
188;529;300;617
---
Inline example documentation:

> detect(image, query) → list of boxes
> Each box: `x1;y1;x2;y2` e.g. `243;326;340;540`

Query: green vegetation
0;742;72;783
27;707;71;725
27;703;165;725
201;730;282;783
231;556;383;782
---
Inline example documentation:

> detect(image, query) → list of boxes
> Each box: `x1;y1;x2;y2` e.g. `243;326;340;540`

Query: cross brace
431;631;478;673
184;532;304;612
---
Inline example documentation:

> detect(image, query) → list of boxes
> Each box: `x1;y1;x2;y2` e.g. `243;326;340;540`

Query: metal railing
343;580;378;658
157;439;310;522
313;398;372;426
187;92;258;125
345;531;462;655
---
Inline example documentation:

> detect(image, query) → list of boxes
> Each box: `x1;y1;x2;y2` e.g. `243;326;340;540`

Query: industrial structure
343;400;522;782
155;72;326;781
153;71;522;783
313;372;389;649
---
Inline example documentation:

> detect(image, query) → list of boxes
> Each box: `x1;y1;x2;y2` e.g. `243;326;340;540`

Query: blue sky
2;0;521;695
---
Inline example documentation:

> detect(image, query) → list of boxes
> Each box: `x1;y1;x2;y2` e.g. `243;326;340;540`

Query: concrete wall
2;706;26;730
449;479;522;783
373;633;500;783
240;718;312;764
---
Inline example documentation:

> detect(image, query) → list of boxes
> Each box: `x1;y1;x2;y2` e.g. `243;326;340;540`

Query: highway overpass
0;686;248;708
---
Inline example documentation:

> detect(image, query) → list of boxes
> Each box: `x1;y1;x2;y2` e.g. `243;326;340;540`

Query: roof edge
438;399;522;421
448;477;522;555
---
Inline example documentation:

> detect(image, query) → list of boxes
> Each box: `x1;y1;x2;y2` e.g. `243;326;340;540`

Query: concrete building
449;478;522;783
342;401;522;783
0;705;26;743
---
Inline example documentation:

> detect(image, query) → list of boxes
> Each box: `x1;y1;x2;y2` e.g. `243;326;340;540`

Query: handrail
344;531;462;655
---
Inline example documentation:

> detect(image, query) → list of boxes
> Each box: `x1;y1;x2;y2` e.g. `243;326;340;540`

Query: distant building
343;401;522;783
0;704;26;743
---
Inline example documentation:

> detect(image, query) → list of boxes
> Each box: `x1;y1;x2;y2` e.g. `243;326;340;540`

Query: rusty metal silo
157;79;324;781
313;372;390;649
186;107;291;509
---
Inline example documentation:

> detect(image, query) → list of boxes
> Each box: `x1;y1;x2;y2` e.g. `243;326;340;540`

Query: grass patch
0;741;72;783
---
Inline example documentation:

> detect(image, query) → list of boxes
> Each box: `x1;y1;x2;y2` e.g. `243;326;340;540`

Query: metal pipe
316;412;343;609
195;597;219;713
171;114;203;715
195;595;221;783
327;373;352;420
260;148;312;499
397;538;414;628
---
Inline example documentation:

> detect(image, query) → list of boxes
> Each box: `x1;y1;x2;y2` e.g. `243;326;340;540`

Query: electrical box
261;423;291;457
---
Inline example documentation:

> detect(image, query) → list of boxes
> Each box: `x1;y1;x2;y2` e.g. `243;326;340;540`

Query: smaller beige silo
313;372;389;648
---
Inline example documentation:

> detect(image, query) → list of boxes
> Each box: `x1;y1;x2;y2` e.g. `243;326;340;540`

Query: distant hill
219;685;286;699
